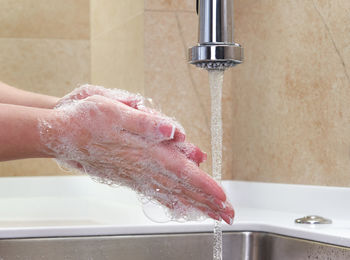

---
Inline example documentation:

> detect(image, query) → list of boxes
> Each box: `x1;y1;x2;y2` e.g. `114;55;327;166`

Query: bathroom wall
0;0;90;176
144;0;350;186
2;0;350;187
230;0;350;186
90;0;144;94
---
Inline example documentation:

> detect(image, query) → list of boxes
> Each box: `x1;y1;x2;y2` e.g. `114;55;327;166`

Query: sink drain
295;215;332;224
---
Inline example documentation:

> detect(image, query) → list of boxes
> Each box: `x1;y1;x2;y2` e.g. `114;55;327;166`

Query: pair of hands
41;85;234;224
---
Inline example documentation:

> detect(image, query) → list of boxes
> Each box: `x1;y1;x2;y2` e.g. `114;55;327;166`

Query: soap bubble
142;200;171;223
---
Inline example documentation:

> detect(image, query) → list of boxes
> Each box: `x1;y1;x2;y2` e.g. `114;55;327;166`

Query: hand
40;85;234;224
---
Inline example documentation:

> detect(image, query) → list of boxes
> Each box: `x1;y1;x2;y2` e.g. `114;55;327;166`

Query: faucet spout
189;0;243;70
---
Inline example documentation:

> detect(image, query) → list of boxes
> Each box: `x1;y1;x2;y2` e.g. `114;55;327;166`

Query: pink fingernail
190;149;207;165
220;213;234;225
220;201;226;209
202;152;207;161
174;131;186;142
222;202;226;209
213;199;226;210
159;124;175;139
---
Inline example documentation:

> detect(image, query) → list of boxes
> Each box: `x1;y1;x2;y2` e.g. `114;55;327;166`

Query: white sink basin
0;176;350;248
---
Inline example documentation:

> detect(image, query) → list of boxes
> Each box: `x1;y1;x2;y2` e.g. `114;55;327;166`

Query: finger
136;107;187;141
174;197;221;222
98;143;224;213
151;144;226;202
147;168;225;212
175;142;207;165
147;167;234;220
107;161;227;220
143;181;224;222
219;201;235;224
102;97;178;141
175;196;234;224
173;129;186;142
64;86;187;141
131;105;186;141
107;167;231;224
58;85;106;106
64;160;84;170
102;99;186;142
174;194;225;223
120;99;141;109
59;85;143;110
81;95;176;141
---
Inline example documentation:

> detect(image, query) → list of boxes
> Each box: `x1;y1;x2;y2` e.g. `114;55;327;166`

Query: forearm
0;81;59;109
0;103;54;161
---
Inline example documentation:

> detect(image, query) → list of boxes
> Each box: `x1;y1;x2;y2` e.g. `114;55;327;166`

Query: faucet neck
198;0;235;45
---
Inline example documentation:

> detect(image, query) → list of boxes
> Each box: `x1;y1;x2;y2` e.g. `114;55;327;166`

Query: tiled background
144;0;350;186
1;0;350;187
0;0;90;176
231;0;350;186
90;0;144;94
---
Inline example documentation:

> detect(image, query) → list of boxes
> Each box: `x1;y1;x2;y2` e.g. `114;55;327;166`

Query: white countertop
0;176;349;247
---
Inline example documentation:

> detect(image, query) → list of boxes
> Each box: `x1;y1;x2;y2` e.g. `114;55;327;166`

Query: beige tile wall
3;0;350;187
0;0;89;39
229;0;350;186
90;0;144;94
0;0;90;176
144;0;350;186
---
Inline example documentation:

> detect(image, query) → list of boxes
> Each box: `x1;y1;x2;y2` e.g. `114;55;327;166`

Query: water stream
209;70;225;260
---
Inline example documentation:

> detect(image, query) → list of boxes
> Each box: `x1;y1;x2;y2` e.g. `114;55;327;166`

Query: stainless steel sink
0;232;349;260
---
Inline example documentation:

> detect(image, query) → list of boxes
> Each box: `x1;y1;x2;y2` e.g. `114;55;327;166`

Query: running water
209;70;224;260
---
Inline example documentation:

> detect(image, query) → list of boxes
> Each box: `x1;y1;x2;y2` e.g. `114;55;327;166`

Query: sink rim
0;176;350;248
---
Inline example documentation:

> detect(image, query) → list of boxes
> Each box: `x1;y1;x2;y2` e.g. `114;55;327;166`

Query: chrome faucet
188;0;243;70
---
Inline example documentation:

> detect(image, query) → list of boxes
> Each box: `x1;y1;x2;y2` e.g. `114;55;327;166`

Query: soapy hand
40;85;234;224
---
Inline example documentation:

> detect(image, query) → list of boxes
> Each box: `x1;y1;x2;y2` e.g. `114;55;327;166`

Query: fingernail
221;201;226;209
196;151;207;164
174;131;186;142
202;152;207;162
214;199;226;210
220;213;234;225
159;124;175;139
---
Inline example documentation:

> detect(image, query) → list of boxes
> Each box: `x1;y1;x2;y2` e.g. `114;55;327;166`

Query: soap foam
39;85;211;223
